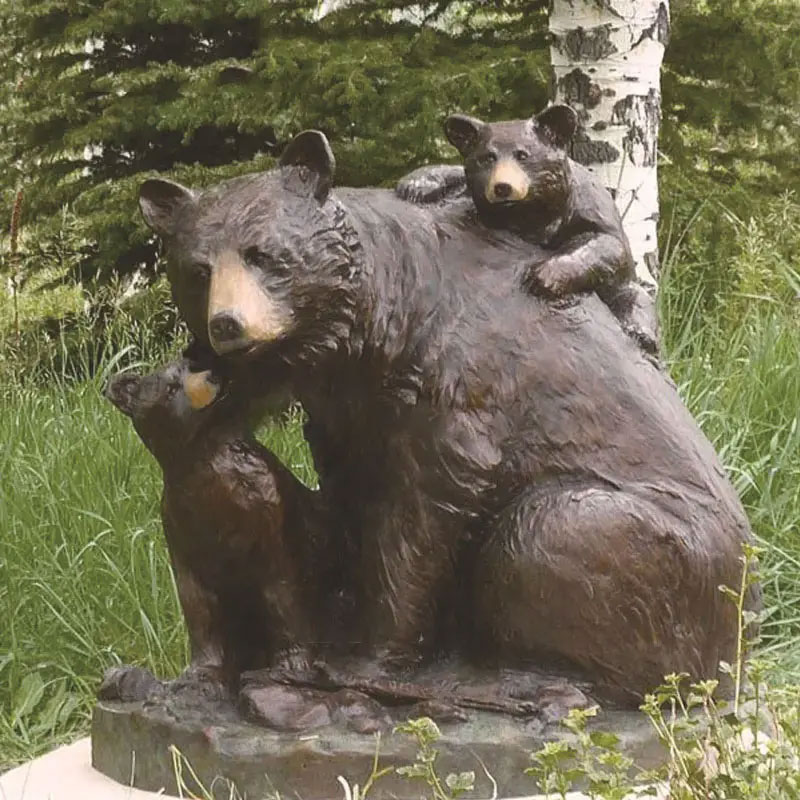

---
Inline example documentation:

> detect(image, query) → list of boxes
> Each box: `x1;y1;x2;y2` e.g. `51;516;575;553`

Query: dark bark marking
554;24;617;61
570;130;620;165
590;0;625;19
558;69;603;113
612;89;660;167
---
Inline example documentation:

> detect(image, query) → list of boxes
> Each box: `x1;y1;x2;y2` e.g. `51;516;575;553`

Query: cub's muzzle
183;369;222;410
486;160;530;204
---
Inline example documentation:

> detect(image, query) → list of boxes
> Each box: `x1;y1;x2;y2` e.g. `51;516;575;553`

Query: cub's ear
444;114;486;157
105;372;141;417
534;105;578;149
279;129;335;202
139;179;195;238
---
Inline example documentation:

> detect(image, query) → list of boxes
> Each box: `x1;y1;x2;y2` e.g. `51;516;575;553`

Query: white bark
550;1;670;287
313;0;357;21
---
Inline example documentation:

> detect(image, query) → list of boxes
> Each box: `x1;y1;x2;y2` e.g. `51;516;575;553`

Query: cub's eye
514;149;529;161
476;152;497;167
190;262;211;280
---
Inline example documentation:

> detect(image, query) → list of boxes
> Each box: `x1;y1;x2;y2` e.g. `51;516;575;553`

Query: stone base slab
91;692;665;800
0;736;668;800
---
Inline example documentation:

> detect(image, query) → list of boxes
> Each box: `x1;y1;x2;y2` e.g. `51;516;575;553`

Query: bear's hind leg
475;486;741;700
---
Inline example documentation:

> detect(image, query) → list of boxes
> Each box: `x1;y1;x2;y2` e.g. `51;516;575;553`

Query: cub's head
444;105;578;226
106;360;226;463
138;131;357;363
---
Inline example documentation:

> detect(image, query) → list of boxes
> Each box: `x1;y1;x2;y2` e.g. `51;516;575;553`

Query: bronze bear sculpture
106;360;322;689
133;129;758;706
396;105;658;355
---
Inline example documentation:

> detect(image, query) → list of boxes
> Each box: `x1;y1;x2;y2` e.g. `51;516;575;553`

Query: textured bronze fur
397;106;658;354
133;130;758;708
106;360;322;688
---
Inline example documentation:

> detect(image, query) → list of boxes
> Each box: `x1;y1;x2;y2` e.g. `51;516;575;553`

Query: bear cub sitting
106;359;319;689
397;105;658;355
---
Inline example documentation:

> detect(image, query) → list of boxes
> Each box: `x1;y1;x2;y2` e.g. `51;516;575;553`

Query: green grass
1;214;799;773
659;258;800;677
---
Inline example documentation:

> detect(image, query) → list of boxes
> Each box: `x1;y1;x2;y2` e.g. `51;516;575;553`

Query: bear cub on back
397;105;658;355
106;359;319;688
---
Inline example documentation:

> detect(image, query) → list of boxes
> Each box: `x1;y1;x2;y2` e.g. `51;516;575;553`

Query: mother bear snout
206;250;293;354
209;313;244;344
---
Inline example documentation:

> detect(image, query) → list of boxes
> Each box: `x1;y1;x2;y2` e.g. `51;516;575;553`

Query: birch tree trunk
550;1;670;287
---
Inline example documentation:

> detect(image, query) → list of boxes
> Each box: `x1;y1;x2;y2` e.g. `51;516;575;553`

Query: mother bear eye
243;245;291;277
243;246;273;270
189;262;211;280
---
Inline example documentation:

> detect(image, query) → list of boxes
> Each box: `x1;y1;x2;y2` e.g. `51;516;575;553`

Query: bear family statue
93;120;759;799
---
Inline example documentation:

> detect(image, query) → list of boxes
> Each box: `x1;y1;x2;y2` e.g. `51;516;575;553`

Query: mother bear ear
279;130;336;202
444;114;486;157
139;179;195;238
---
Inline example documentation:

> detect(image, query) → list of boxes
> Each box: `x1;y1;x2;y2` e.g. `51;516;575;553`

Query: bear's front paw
273;645;312;675
524;262;572;299
396;165;467;204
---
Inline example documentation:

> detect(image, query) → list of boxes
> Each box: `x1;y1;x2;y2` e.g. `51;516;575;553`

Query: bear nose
209;313;244;344
493;182;513;199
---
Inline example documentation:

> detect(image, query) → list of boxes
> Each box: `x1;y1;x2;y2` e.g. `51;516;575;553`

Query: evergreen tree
0;0;549;282
1;0;797;287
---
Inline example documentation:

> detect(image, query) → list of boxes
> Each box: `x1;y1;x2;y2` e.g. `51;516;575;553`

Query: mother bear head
138;131;361;365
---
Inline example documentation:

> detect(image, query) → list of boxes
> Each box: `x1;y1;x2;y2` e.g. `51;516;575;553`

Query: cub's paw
524;262;572;299
396;165;467;204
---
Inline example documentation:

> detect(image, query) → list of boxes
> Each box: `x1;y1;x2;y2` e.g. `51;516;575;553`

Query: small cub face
106;360;223;458
444;105;578;221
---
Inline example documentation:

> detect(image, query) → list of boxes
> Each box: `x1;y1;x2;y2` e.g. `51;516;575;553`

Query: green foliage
659;0;800;317
0;0;549;283
665;0;800;197
0;274;184;385
527;706;639;799
394;717;477;800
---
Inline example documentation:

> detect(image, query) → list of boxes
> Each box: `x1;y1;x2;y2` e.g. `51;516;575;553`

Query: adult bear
139;131;757;702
